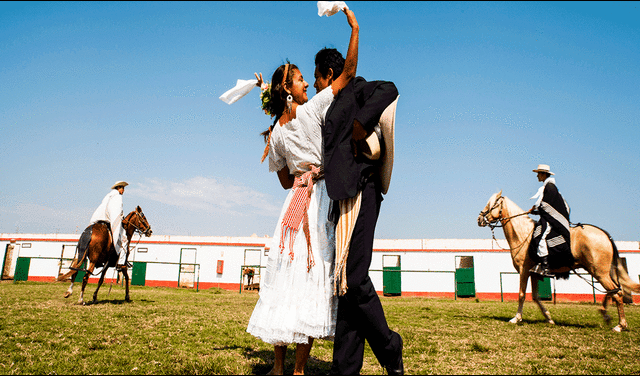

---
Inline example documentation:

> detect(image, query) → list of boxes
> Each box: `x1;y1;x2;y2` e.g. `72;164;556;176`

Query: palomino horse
478;191;640;332
58;206;152;305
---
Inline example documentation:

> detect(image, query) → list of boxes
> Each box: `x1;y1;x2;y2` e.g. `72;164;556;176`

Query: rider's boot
529;256;554;278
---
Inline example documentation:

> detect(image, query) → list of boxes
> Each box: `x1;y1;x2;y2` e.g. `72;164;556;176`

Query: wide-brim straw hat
360;96;398;195
111;181;129;189
532;164;554;175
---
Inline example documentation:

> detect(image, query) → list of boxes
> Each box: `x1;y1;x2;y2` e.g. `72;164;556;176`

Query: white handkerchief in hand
317;1;348;17
219;79;259;105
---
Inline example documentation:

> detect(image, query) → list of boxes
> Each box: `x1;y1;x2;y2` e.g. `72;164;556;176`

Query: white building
2;233;639;303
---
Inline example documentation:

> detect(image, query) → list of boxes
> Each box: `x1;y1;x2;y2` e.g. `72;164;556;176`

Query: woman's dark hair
314;48;345;80
261;61;298;143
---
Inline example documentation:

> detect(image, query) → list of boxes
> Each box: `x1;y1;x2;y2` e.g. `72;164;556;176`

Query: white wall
1;233;638;300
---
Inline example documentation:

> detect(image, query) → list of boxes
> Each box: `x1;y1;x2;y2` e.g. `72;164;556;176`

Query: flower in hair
260;82;273;117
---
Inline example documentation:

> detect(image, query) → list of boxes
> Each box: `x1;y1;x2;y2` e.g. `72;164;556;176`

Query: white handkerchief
219;79;259;105
317;1;348;17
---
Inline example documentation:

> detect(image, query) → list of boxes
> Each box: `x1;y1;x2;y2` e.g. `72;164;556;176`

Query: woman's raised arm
331;9;359;96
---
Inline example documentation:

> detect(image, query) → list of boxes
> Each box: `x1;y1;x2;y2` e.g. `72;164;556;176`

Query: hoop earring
286;94;293;113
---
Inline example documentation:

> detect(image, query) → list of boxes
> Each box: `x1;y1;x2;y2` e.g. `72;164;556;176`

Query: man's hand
352;119;366;141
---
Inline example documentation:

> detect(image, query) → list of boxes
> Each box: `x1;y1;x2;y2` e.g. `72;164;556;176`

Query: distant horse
58;206;152;305
243;267;255;290
478;191;640;332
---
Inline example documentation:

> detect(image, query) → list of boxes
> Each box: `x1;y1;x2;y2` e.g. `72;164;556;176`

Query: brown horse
478;191;640;332
58;206;152;305
243;267;255;290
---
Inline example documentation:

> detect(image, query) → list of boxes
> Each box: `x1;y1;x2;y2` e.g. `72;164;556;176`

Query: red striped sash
279;165;322;271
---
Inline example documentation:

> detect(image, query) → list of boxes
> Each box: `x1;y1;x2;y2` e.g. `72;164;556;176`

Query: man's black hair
315;48;345;79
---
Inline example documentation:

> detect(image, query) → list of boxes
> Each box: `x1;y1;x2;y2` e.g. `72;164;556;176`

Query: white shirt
530;177;556;209
90;189;126;252
268;86;335;175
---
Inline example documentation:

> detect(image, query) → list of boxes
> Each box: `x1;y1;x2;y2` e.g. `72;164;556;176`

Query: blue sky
1;1;639;241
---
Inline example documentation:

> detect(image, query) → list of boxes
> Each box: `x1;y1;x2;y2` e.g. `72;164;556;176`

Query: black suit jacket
323;77;399;200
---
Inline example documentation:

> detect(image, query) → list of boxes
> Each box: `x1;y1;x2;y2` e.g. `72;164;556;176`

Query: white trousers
537;224;552;258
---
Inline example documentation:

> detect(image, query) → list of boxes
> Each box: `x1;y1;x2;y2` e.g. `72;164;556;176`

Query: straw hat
111;181;129;189
360;96;399;195
532;164;554;175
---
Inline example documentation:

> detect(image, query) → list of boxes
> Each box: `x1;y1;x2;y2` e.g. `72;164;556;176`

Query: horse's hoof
64;292;71;298
509;317;522;324
548;320;555;325
612;325;627;332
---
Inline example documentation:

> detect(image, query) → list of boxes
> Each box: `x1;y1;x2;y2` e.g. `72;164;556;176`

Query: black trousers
331;175;402;375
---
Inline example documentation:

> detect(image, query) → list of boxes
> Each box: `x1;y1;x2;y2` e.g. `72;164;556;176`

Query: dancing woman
246;8;359;375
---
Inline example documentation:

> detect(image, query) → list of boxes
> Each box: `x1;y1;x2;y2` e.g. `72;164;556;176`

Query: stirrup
530;263;553;278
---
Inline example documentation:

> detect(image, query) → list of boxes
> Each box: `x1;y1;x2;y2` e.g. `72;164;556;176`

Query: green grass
1;281;640;374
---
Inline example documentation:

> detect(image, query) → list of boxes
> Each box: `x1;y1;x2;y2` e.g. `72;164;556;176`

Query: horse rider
526;164;571;277
90;181;130;269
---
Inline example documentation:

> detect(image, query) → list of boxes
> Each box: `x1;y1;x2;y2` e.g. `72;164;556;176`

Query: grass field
1;281;640;375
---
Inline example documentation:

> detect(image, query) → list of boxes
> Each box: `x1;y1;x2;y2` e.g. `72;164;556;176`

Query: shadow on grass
490;315;602;329
88;299;134;305
239;346;332;375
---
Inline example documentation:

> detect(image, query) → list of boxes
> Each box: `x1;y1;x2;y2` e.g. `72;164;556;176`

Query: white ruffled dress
246;87;337;345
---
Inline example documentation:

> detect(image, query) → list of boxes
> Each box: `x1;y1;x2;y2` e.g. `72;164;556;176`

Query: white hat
111;181;129;189
532;164;554;175
360;96;398;195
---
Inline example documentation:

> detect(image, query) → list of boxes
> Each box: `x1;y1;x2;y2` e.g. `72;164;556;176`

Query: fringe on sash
279;165;323;272
333;191;362;296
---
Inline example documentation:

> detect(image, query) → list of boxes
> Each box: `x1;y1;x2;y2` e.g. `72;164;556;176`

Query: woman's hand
254;72;263;87
343;9;358;31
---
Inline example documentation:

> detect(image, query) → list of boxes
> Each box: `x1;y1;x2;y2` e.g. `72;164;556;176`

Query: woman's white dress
246;87;337;345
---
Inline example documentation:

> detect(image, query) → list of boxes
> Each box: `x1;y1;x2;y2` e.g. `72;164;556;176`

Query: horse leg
611;291;628;332
122;268;131;302
531;276;554;324
510;271;530;324
78;263;95;305
92;267;109;304
597;276;628;332
64;268;79;299
64;281;75;298
63;259;81;298
599;293;612;326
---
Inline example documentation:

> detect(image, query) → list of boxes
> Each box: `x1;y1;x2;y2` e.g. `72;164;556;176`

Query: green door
538;277;552;300
131;262;147;286
455;256;475;298
14;257;30;282
74;260;87;282
382;255;401;296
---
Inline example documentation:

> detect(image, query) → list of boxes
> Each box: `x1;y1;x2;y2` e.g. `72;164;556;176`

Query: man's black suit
323;77;402;375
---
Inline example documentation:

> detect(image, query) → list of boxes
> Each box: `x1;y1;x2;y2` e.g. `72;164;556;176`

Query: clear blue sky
1;1;639;241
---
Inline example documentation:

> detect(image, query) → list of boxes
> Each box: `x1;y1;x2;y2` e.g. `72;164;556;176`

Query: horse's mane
501;195;535;237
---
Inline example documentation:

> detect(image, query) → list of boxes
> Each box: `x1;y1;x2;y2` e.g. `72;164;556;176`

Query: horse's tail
585;223;640;294
57;225;93;281
611;239;640;294
57;266;77;282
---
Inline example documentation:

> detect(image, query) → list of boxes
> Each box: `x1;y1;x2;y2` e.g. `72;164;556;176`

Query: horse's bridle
123;209;152;237
480;195;534;256
479;196;505;229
